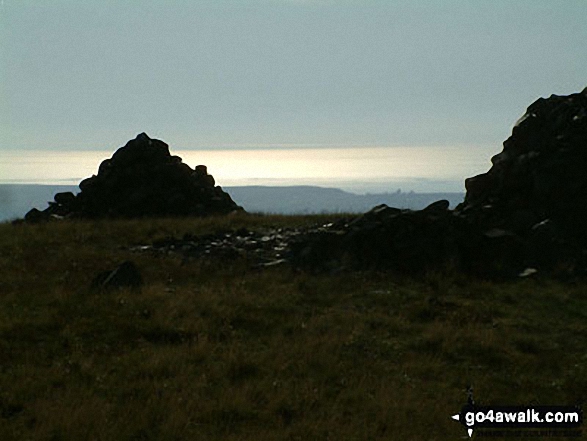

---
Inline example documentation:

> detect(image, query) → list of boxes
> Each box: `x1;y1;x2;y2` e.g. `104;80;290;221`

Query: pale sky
1;0;586;151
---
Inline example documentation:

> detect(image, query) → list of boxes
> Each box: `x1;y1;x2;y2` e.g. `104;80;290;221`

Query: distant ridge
0;183;464;221
225;185;464;214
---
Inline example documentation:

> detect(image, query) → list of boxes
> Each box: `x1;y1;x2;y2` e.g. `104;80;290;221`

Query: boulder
24;208;46;223
54;192;76;206
91;261;143;291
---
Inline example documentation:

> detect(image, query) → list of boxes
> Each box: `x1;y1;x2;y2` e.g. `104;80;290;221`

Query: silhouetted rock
26;133;243;220
423;199;450;212
457;88;587;273
24;208;45;223
289;203;472;274
459;89;587;222
53;192;76;206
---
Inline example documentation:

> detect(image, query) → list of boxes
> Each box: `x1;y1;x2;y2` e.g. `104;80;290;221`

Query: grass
1;213;587;440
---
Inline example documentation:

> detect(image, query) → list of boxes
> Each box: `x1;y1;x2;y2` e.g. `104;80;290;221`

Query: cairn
25;133;243;221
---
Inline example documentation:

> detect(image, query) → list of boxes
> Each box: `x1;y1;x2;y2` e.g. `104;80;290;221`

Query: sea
0;145;497;193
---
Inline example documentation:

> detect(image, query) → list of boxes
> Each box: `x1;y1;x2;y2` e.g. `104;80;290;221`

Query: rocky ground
21;88;587;279
123;204;525;279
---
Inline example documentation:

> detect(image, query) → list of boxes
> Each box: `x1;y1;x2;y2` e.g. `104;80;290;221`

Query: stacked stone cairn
24;133;243;221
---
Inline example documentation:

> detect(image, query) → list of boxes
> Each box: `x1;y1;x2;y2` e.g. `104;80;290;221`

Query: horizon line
0;142;497;152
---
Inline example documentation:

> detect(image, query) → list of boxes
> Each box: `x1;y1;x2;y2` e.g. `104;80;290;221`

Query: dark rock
462;229;525;278
458;89;587;242
24;208;47;223
78;176;98;193
24;133;244;220
289;204;465;274
452;88;587;277
92;261;143;291
346;204;402;230
423;199;450;212
47;201;70;217
54;192;76;206
524;219;579;273
289;230;347;272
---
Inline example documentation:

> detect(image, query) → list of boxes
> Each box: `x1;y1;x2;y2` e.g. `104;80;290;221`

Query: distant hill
0;184;464;221
227;186;464;214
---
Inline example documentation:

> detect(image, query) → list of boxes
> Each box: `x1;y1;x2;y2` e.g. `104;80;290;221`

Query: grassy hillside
1;214;586;440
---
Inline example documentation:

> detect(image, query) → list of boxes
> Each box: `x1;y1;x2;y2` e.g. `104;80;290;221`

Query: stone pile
25;133;243;221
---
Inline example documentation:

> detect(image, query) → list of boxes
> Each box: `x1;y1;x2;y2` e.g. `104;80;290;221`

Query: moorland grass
1;214;586;440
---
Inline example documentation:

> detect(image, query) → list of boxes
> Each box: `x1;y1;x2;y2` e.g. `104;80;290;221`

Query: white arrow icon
451;414;474;438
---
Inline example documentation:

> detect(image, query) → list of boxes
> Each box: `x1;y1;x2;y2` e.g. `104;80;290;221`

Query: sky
1;0;586;152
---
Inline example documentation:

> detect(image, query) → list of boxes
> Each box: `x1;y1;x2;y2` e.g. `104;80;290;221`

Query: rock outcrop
287;88;587;278
25;133;243;220
457;88;587;273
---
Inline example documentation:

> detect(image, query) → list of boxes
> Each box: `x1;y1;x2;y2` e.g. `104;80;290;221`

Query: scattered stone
133;226;312;267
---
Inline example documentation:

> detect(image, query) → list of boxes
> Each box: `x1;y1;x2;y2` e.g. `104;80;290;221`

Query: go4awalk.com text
452;405;582;437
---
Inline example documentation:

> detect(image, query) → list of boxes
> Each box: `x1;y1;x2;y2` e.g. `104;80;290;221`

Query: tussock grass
1;215;586;440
